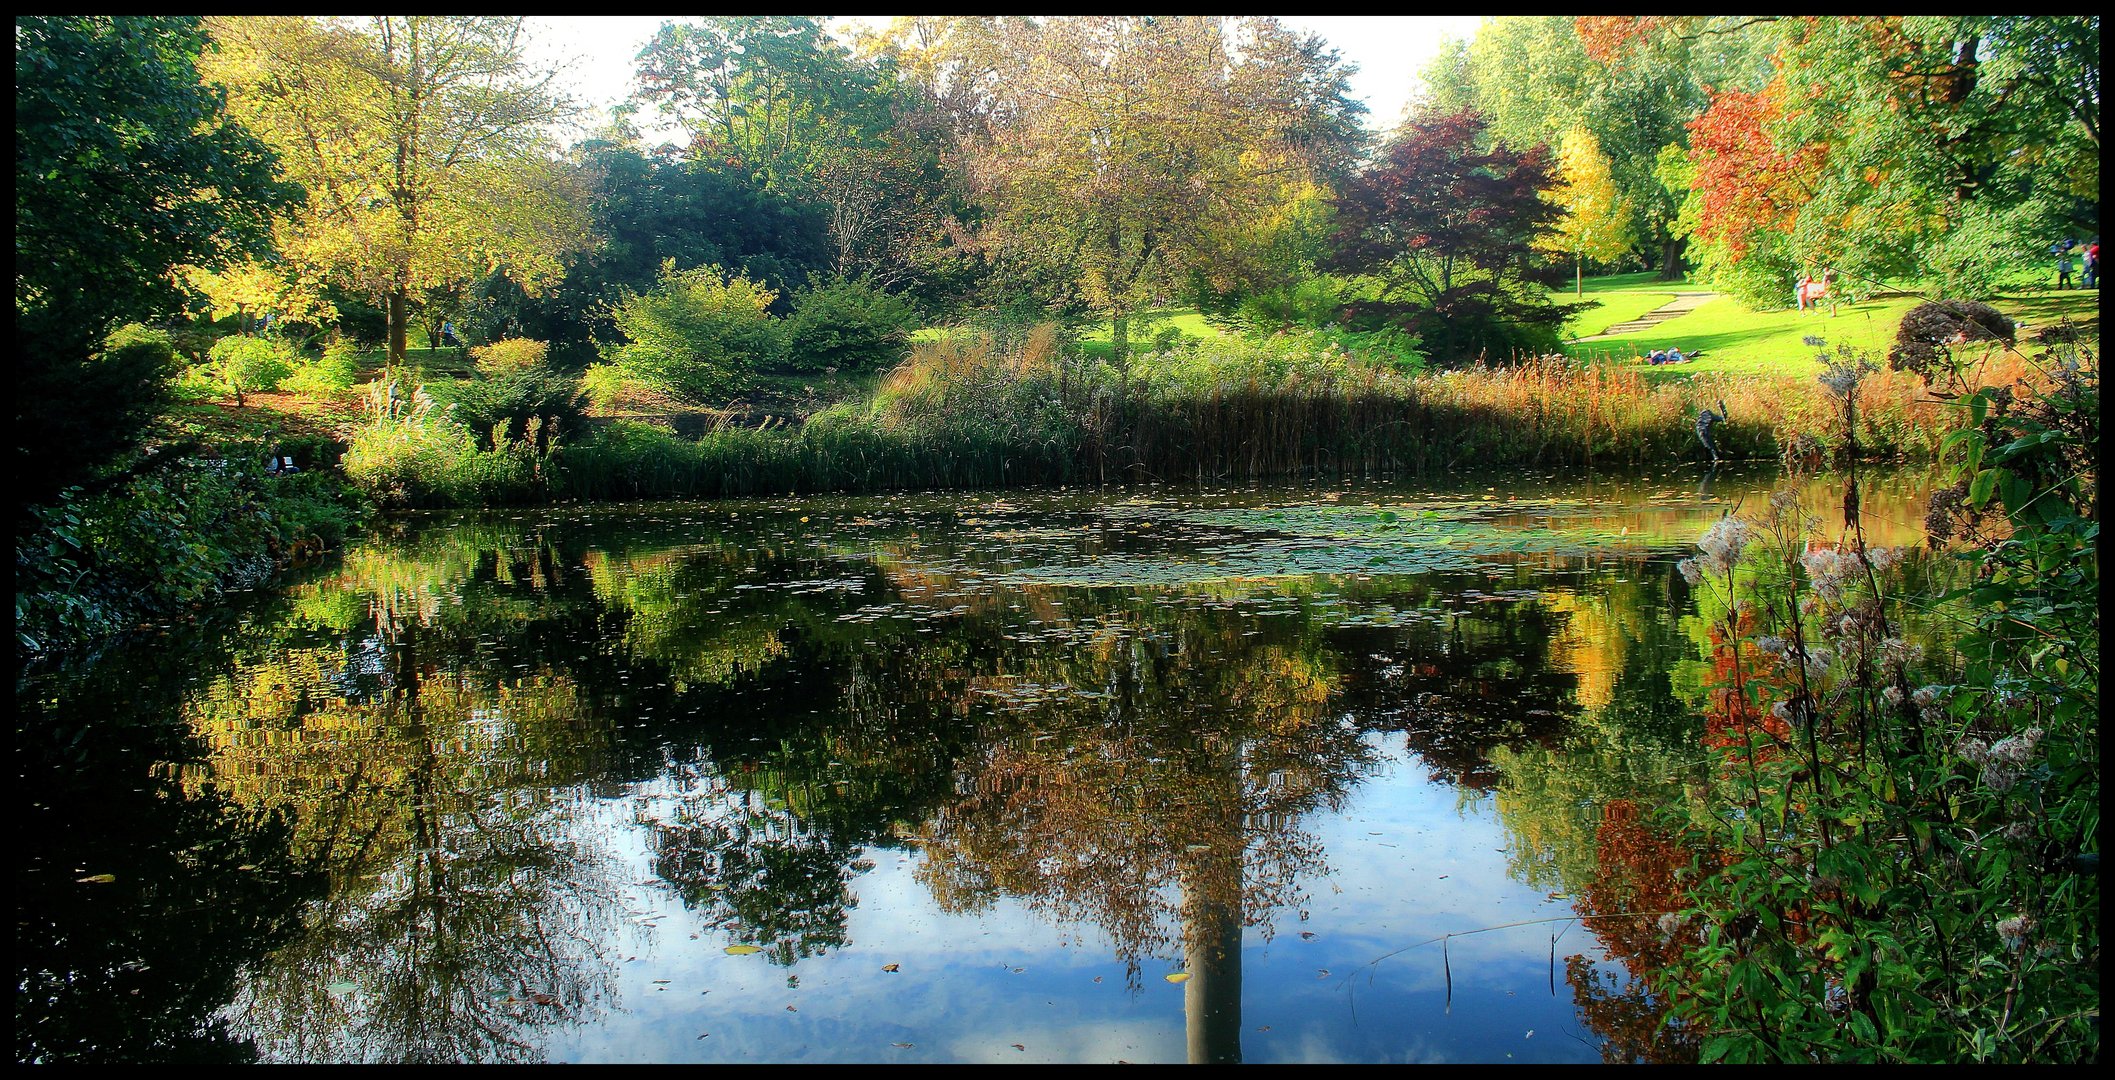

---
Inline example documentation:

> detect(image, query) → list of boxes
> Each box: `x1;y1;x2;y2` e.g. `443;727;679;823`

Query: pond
16;466;1943;1064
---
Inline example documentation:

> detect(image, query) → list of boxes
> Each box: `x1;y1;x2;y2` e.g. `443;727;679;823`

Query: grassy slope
1551;271;1698;339
1558;280;2098;383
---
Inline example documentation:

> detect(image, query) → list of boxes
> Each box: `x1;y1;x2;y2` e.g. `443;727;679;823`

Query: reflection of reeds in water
545;333;2015;504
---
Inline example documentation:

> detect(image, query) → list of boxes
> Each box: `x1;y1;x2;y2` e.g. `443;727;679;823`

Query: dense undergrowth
343;326;2011;508
15;434;367;659
1649;338;2098;1062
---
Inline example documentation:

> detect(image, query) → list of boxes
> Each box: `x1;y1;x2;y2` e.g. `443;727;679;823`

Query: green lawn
1555;276;2098;383
1549;270;1701;339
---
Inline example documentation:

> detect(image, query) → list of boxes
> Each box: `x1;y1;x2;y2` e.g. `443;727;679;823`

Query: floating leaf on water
76;874;117;884
1164;972;1191;984
882;964;900;973
724;944;763;955
892;1043;914;1049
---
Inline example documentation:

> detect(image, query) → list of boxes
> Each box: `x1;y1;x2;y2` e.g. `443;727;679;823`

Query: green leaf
1968;468;2002;507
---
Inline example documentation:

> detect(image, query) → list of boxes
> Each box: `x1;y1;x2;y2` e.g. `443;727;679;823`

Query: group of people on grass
2054;238;2099;289
1647;346;1694;365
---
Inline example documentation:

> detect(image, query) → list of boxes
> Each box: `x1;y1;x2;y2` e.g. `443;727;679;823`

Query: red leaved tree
1329;108;1580;365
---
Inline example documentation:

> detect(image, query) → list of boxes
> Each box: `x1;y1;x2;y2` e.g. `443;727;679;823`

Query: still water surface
17;467;1939;1063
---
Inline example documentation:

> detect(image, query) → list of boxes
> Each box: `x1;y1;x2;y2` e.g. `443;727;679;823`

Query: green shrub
14;449;368;655
430;366;586;451
580;363;629;411
783;276;919;373
104;323;176;353
604;262;785;404
1227;275;1350;333
205;334;298;405
279;340;362;399
472;337;550;376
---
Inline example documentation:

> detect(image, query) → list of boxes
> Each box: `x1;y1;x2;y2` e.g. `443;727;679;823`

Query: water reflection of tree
1486;564;1714;1063
17;615;321;1064
185;555;630;1062
647;775;874;966
1332;573;1582;788
910;605;1375;1065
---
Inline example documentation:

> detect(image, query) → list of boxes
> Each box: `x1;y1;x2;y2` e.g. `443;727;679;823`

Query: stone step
1574;292;1719;342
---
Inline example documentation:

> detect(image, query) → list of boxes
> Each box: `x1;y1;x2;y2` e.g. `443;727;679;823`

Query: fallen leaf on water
1299;931;1316;940
1012;1044;1026;1051
1010;967;1025;974
892;1043;914;1049
724;945;763;955
1092;976;1103;983
1164;972;1191;984
882;964;900;973
1316;969;1330;978
76;874;117;884
325;981;357;997
531;993;558;1006
786;1005;798;1012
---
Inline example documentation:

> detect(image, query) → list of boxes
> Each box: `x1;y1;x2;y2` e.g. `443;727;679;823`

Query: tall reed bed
486;330;2005;505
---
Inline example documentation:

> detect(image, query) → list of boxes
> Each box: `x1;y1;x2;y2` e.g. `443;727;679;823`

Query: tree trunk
388;287;409;368
1111;311;1130;370
1658;236;1684;280
1576;254;1583;297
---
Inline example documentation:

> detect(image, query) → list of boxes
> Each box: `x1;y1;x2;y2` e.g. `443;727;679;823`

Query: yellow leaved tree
201;16;590;365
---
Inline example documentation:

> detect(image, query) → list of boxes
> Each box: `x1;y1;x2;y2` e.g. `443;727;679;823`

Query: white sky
526;16;1489;145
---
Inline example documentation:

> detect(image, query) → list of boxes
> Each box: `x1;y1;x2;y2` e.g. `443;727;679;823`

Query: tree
203;17;591;366
637;18;969;297
633;17;897;198
1593;16;2098;298
15;16;296;511
467;145;832;365
1541;126;1635;295
1677;81;1823;304
895;16;1366;366
1454;17;1774;280
1331;108;1577;364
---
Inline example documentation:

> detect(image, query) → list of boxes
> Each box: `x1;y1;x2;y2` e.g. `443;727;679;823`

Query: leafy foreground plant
1659;338;2097;1062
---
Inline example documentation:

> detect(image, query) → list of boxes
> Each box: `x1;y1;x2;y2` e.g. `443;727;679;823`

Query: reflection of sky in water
539;732;1602;1064
22;466;1942;1063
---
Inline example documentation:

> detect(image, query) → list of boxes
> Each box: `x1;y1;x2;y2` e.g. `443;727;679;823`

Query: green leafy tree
203;16;591;366
14;15;295;511
896;16;1366;366
634;17;897;198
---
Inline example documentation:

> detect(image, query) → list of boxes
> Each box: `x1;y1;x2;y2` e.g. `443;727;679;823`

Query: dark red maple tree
1329;108;1579;364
